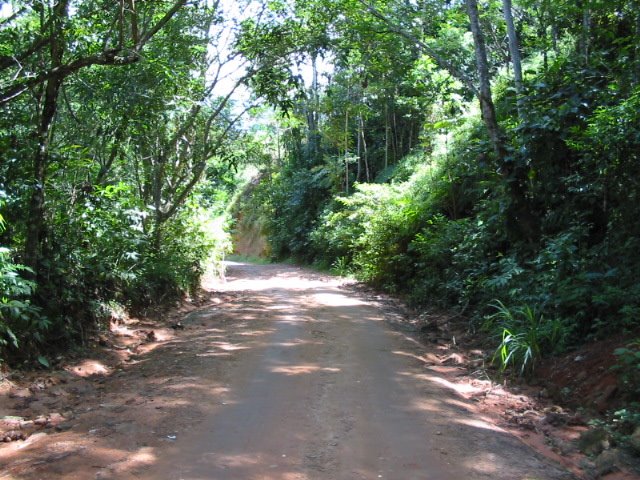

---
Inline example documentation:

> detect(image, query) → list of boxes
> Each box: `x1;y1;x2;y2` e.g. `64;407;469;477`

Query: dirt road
0;262;572;479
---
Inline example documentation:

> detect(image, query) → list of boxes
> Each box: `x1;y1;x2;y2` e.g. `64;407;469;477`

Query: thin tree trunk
502;0;524;118
356;115;362;182
360;116;370;182
465;0;507;163
468;0;540;242
344;109;349;194
119;0;126;48
536;7;548;71
580;1;591;66
384;100;389;169
635;0;640;85
356;113;362;182
392;107;398;162
306;52;319;164
129;0;139;44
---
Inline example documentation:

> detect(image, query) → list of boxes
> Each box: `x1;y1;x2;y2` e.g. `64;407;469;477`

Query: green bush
483;300;566;375
613;339;640;397
0;207;45;361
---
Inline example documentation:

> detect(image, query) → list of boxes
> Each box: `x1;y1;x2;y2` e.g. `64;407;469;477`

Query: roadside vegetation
2;0;640;455
234;0;640;448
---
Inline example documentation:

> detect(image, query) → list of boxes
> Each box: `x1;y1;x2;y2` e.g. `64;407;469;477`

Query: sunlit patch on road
312;292;365;307
270;365;341;376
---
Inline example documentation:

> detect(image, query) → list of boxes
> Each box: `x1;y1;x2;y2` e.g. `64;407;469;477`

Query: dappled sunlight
275;315;314;325
392;350;441;365
454;417;506;433
462;452;500;474
407;398;446;414
163;382;221;396
1;262;569;480
108;446;158;472
197;351;232;357
196;352;233;358
216;277;340;293
271;339;323;347
312;292;365;307
208;341;249;351
201;452;262;468
196;452;311;480
268;303;293;310
270;364;341;376
203;328;227;333
110;323;139;337
151;330;172;342
66;360;112;377
444;397;475;413
211;262;348;294
236;329;275;337
413;373;482;396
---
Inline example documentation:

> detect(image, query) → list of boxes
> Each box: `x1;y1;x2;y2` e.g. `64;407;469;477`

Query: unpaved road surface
1;262;573;479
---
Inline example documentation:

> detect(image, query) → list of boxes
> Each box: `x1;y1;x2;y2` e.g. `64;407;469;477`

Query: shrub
0;208;45;362
483;300;566;375
613;339;640;397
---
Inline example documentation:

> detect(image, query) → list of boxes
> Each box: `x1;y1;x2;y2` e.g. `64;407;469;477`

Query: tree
358;0;507;163
502;0;524;117
0;0;189;273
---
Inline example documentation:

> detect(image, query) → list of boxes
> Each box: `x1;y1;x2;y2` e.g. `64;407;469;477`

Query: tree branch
358;0;480;98
0;0;188;105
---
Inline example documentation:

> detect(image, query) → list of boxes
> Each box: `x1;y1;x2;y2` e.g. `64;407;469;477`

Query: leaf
37;356;50;368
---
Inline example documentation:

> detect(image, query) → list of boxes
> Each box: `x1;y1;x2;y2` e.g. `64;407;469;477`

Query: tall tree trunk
306;52;320;164
392;105;398;162
359;115;370;182
465;0;507;163
25;0;69;273
344;109;349;194
467;0;538;242
580;0;591;66
502;0;524;118
356;114;362;182
384;100;389;170
635;0;640;85
536;7;548;71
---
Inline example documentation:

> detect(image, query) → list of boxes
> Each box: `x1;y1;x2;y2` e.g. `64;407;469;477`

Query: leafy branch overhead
0;0;189;105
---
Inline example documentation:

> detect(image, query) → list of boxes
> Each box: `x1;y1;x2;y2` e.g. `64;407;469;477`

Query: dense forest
1;0;639;425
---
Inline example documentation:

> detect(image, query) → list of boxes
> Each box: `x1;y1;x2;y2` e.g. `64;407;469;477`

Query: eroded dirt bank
1;262;574;479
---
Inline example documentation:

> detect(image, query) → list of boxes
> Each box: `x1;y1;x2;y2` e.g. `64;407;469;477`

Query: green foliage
130;205;230;310
0;247;38;350
613;339;640;396
610;406;640;446
0;1;250;363
3;0;640;375
0;208;44;360
258;167;332;261
330;256;352;276
311;179;427;290
35;180;231;337
483;301;565;375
